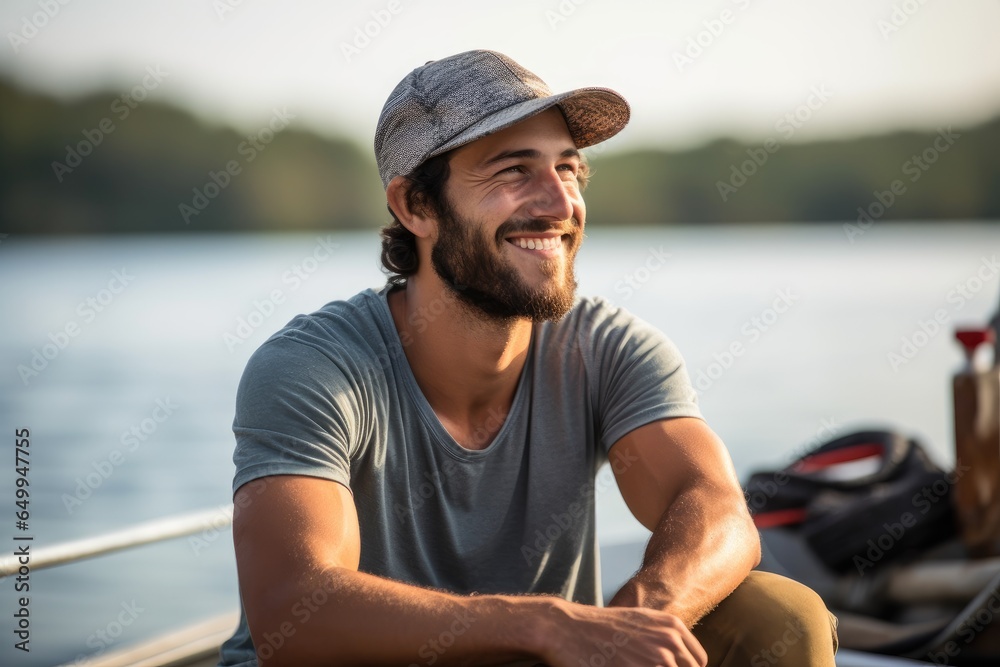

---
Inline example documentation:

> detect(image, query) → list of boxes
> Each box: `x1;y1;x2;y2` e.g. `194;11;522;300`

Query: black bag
744;430;957;573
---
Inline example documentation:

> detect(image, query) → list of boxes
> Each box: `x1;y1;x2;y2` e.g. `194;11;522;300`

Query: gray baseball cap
374;50;630;188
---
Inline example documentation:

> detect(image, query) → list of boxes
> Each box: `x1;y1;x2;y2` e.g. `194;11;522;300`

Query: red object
956;328;995;361
791;443;884;474
753;508;808;529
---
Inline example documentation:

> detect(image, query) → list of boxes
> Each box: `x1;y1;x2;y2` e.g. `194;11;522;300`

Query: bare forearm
247;557;721;667
246;565;547;667
608;486;760;626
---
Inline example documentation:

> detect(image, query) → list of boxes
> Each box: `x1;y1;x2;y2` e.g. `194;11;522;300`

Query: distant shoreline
2;80;998;234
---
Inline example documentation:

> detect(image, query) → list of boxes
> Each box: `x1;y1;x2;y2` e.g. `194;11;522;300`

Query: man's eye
558;164;580;180
499;165;525;175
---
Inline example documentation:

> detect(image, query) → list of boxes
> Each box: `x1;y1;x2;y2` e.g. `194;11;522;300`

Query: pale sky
2;0;1000;151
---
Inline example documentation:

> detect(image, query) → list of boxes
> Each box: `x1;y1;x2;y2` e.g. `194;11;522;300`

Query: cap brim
428;87;630;160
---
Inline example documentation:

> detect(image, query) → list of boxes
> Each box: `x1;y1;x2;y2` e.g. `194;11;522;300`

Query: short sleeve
585;302;702;452
231;336;362;495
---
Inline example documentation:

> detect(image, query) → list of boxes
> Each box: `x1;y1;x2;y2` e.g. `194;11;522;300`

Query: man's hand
234;474;711;667
537;600;707;667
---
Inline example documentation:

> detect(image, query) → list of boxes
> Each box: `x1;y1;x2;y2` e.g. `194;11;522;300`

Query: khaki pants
694;571;839;667
508;572;839;666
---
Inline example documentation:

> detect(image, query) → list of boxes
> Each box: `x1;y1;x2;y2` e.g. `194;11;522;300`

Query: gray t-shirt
219;286;701;666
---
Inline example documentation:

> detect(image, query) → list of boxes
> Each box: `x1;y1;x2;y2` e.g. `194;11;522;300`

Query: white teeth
513;237;561;250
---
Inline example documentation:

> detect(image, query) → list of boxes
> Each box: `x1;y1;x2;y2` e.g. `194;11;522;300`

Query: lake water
1;223;998;666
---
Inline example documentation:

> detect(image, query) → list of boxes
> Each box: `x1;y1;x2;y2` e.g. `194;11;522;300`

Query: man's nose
525;169;576;221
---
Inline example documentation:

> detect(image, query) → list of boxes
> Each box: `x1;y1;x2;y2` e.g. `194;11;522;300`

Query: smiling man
218;50;838;667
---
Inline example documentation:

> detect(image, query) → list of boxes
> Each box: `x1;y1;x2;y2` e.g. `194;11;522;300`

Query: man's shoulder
541;295;680;368
551;294;652;340
566;294;628;320
277;286;385;338
246;287;394;373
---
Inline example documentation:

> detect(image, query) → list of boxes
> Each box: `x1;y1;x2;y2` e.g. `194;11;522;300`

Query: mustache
494;217;581;244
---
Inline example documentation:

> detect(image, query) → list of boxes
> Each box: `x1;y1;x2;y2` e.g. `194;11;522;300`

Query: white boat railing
0;505;234;576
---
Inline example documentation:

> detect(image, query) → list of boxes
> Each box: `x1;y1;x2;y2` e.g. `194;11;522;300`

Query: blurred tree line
1;78;998;234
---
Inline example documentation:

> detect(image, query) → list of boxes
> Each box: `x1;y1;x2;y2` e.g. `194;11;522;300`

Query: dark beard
430;202;581;323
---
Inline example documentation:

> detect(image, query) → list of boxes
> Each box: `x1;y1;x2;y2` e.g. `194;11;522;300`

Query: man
219;50;837;667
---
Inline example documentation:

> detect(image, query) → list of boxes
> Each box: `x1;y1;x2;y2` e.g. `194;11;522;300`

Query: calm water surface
1;223;998;665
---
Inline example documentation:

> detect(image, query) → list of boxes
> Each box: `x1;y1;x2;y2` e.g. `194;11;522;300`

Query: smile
507;236;563;251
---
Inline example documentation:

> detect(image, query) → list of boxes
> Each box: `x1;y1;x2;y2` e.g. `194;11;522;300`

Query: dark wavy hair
379;152;452;286
378;148;590;285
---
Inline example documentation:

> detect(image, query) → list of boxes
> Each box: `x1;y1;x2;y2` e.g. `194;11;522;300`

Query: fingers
619;611;708;667
658;627;707;667
547;602;709;667
673;622;707;667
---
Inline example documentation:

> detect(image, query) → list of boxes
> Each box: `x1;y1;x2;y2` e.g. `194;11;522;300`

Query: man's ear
386;176;436;239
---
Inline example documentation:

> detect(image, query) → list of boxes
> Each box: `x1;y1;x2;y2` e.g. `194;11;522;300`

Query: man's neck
387;280;532;450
